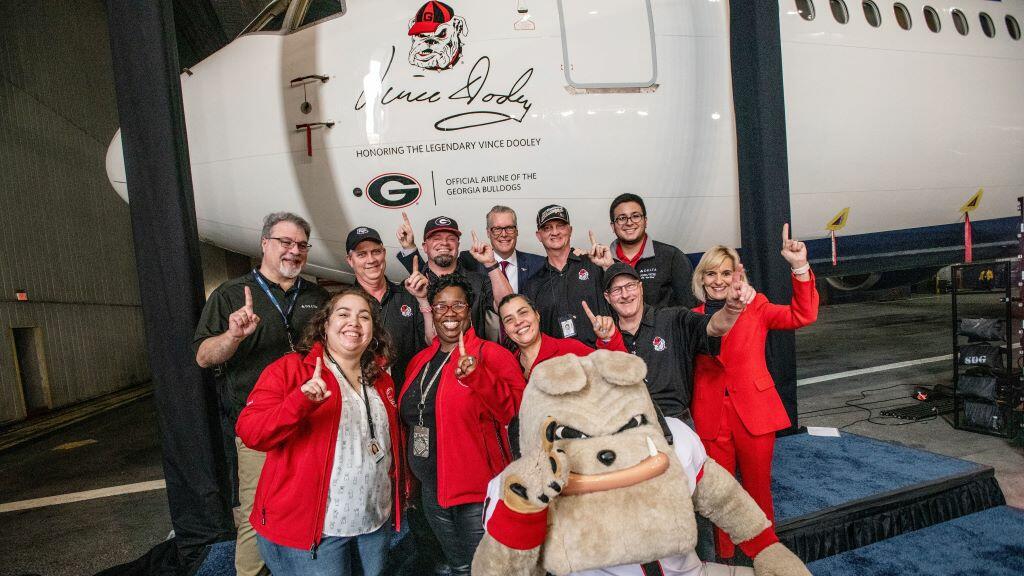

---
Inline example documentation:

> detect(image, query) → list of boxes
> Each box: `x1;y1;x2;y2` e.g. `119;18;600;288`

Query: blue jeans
256;521;392;576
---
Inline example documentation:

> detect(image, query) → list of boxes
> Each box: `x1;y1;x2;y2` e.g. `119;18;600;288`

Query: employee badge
413;425;430;458
368;438;385;464
559;315;577;338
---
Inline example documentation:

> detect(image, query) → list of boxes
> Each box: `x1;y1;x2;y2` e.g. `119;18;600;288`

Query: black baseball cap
536;204;570;228
346;226;383;252
424;216;461;239
603;262;640;292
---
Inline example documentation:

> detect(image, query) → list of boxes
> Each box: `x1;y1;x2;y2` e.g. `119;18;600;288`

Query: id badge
412;425;430;458
368;439;386;464
559;315;577;338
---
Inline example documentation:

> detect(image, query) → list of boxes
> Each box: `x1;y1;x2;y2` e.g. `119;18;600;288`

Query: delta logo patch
652;336;666;352
400;304;414;317
408;1;467;71
578;268;590;281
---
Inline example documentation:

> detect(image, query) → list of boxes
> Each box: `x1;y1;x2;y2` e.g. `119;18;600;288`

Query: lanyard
252;269;302;348
418;349;453;427
326;351;376;440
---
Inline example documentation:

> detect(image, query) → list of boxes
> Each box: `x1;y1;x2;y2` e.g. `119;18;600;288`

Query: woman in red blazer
691;225;819;559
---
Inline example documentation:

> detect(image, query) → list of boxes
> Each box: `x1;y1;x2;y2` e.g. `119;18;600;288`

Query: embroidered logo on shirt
652;336;666;351
578;268;590;281
301;303;319;309
400;304;414;317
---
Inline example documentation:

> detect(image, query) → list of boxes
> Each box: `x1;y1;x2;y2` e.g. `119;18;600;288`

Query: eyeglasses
613;213;645;226
430;302;469;314
489;225;518;236
605;280;641;297
268;237;312;252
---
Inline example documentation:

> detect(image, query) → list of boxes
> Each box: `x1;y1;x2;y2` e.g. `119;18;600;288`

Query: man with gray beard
193;212;328;576
397;215;512;342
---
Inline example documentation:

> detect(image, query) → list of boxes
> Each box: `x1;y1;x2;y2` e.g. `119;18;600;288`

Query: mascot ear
451;15;468;36
531;354;588;396
589;350;647;387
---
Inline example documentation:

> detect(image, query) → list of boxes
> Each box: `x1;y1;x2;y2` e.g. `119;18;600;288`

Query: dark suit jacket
397;249;546;293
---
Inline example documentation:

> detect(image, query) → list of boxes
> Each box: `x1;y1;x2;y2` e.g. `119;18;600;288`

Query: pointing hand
300;357;332;403
582;300;616;341
397;211;416;250
780;223;808;269
227;286;260;340
404;255;429;300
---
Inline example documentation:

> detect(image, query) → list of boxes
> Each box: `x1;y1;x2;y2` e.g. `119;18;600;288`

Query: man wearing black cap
523;204;616;348
608;193;696;308
602;262;753;425
346;226;433;387
395;214;512;341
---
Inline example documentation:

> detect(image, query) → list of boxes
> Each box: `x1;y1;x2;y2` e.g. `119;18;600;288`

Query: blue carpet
807;506;1024;575
772;432;984;521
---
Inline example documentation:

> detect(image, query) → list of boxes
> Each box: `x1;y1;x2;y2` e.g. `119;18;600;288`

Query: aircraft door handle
295;122;335;157
290;75;329;85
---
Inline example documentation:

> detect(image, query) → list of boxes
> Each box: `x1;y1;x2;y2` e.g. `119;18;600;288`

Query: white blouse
322;364;393;537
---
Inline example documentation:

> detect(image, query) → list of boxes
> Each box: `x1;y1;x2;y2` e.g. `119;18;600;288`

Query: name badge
412;425;430;458
368;439;386;464
559;315;577;338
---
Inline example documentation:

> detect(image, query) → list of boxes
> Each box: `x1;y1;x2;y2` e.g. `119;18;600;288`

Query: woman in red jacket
399;273;525;576
236;287;406;576
691;225;819;559
498;293;625;378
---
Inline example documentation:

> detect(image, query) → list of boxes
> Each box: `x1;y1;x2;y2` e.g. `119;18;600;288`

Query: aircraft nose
105;129;129;203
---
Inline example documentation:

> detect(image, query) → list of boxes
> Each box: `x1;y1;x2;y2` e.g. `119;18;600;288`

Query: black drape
105;0;234;566
729;1;799;429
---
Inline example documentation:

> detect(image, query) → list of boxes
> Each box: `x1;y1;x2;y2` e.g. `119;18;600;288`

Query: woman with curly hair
236;286;407;576
399;273;526;576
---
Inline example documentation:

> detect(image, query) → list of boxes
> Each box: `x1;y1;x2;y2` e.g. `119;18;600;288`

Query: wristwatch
484;262;501;272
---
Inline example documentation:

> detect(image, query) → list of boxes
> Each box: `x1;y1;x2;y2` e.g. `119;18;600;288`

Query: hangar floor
0;294;1021;576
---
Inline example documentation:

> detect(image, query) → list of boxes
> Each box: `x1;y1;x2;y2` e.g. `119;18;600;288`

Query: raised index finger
471;229;480;245
589;230;598;248
313;356;322;379
581;300;597;322
782;223;790;244
402;211;411;226
244;286;253;309
412;254;419;274
459;330;466;356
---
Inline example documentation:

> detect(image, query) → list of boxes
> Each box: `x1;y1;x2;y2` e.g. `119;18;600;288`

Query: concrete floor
0;294;1021;575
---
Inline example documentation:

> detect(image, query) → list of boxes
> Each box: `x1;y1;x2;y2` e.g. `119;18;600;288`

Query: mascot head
521;350;698;574
408;1;468;71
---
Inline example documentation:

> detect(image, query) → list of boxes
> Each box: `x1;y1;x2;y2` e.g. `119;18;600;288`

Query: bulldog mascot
408;0;467;71
472;350;811;576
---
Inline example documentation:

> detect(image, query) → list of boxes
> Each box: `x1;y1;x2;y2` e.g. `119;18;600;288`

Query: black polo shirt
619;304;719;421
612;238;696;309
192;272;328;425
425;262;495;342
374;281;427;388
523;253;612;348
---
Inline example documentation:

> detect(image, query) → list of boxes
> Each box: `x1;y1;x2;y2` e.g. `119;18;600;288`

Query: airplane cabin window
952;9;969;36
830;0;849;24
894;3;912;30
862;1;881;27
980;12;996;38
243;0;292;34
1007;15;1022;40
923;6;941;33
796;0;816;21
295;0;345;30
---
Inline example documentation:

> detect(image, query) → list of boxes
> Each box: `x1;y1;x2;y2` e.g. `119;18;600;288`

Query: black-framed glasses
430;302;469;314
613;213;645;226
489;225;518;236
268;237;312;252
605;280;641;297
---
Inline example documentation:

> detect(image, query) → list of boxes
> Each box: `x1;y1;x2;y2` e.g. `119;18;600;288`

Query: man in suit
398;206;545;293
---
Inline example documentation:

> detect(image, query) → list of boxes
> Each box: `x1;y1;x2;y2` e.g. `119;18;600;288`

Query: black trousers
420;486;485;576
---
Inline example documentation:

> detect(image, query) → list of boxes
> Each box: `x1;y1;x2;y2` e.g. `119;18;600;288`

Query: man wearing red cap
408;0;468;71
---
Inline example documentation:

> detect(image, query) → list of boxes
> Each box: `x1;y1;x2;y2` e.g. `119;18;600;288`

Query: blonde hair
692;245;746;303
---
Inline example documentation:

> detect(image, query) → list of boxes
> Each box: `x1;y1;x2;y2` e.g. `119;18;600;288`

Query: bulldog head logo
408;1;467;71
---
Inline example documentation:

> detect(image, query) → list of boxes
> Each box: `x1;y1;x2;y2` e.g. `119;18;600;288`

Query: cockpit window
242;0;292;34
295;0;346;30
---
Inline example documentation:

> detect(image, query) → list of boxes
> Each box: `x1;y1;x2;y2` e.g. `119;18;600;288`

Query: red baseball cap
409;1;455;36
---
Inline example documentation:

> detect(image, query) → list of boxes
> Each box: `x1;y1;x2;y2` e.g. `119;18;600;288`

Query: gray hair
261;212;311;239
486;205;517;228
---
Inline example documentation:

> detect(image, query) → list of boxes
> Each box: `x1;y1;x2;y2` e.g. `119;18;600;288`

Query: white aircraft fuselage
105;0;1024;282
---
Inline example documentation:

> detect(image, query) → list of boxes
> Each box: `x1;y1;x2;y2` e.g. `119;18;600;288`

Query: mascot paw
751;543;811;576
502;419;570;513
